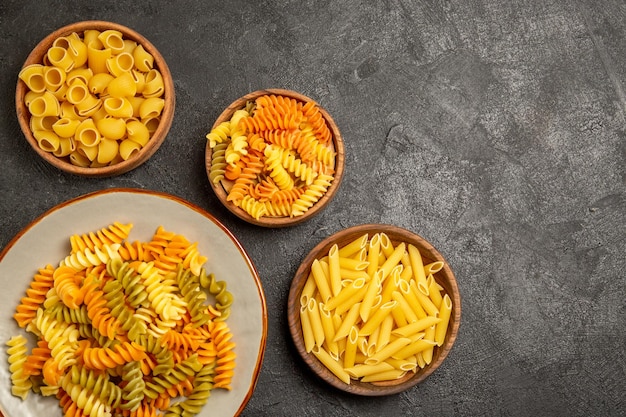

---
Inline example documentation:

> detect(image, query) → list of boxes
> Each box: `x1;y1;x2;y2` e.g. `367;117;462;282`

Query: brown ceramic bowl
15;20;175;177
287;224;461;396
205;88;344;227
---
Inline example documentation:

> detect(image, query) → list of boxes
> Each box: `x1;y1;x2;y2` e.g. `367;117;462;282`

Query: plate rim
0;187;268;417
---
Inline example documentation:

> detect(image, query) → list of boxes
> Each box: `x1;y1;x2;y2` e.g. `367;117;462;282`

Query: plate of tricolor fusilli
0;188;267;417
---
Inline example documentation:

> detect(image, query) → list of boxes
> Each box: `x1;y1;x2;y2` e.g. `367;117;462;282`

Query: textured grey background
1;1;625;416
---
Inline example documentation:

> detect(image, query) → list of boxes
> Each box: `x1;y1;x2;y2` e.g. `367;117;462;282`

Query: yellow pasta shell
103;97;134;118
69;150;91;167
106;72;137;98
66;80;90;105
125;119;150;146
24;91;43;108
30;115;58;132
66;33;88;68
106;52;135;77
53;137;76;158
75;118;100;147
33;129;60;152
66;67;94;87
97;138;120;164
132;44;154;72
96;117;126;140
46;46;75;72
97;29;125;54
19;64;46;93
139;97;164;120
52;118;81;138
142;69;164;98
119;138;142;160
76;141;98;161
88;73;114;95
28;91;60;117
75;94;102;118
43;66;66;92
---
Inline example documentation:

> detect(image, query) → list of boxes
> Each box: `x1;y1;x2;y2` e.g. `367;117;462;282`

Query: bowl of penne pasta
16;20;175;177
287;224;461;395
204;88;345;227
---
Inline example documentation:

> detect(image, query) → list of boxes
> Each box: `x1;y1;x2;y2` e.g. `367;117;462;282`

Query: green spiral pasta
174;265;211;328
106;258;149;308
119;360;145;411
144;353;202;400
199;268;234;321
68;364;123;409
178;362;216;416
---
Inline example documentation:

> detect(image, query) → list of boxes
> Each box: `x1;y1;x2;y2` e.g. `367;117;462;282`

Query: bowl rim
287;223;461;396
204;88;345;227
15;20;175;177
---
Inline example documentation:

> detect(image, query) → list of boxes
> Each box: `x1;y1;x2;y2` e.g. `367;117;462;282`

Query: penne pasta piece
421;325;436;365
364;337;411;365
380;266;401;304
427;275;443;309
311;259;332;302
379;242;406;282
324;277;366;312
343;326;359;369
392;316;441;338
376;314;394;353
311;346;351;384
338;256;368;272
424;261;445;275
306;298;325;348
328;244;342;297
337;233;368;258
406;280;427;319
361;368;407;383
379;233;394;258
366;233;381;278
344;362;394;379
392;339;437;361
300;272;316;306
391;289;418;324
300;304;315;353
358;300;396;336
333;302;361;342
408;244;428;287
385;356;418;372
359;270;382;322
414;281;439;317
434;294;452;346
319;304;339;358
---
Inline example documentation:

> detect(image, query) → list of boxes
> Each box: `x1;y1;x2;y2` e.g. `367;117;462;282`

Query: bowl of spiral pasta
0;188;267;417
287;224;461;396
15;21;175;177
205;88;345;227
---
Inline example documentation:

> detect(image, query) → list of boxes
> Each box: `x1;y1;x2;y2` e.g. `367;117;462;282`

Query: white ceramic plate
0;188;267;417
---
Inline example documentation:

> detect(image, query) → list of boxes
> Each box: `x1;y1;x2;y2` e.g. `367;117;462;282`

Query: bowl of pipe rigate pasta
287;224;461;396
0;188;267;417
205;88;345;227
15;21;175;177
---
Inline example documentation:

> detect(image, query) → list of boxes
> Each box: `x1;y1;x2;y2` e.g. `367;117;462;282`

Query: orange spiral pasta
13;264;55;328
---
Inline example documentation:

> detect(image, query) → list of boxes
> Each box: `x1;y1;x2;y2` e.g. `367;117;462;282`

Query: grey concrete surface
1;1;625;416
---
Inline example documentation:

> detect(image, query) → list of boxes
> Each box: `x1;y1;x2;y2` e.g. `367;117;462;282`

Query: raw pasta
6;222;236;416
206;93;337;219
298;233;453;384
18;29;167;167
